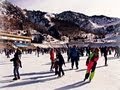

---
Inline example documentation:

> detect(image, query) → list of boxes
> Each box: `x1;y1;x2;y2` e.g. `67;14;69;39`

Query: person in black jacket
56;51;65;77
10;49;22;80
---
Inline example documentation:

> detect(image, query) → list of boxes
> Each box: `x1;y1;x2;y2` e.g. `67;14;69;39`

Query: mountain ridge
1;1;120;43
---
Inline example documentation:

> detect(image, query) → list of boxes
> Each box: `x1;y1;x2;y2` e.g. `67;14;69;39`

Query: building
0;32;32;49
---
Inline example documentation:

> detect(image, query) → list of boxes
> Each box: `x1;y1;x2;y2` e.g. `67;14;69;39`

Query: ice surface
0;52;120;90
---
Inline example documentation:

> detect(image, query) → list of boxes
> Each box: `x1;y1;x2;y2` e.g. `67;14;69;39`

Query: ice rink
0;52;120;90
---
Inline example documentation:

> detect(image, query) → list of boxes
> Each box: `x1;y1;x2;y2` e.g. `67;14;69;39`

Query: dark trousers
71;59;78;69
50;62;54;71
67;56;71;62
104;55;107;65
58;65;64;77
55;66;58;75
14;66;20;79
37;52;39;57
7;54;10;58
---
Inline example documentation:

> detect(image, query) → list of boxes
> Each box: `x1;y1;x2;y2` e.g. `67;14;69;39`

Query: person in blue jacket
70;45;80;69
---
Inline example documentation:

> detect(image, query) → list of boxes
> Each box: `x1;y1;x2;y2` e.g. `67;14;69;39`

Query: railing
0;32;32;42
0;32;31;39
0;30;30;36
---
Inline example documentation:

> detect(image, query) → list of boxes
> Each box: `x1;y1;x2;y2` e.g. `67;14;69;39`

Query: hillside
1;0;120;43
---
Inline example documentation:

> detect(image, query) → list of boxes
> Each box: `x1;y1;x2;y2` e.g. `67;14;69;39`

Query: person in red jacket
50;48;55;71
84;48;99;82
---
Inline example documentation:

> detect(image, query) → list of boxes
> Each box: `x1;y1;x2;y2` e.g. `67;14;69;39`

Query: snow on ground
89;20;104;29
0;52;120;90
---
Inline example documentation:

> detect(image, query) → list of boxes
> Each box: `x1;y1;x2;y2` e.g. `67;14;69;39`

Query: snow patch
44;13;55;27
89;20;104;29
0;0;5;4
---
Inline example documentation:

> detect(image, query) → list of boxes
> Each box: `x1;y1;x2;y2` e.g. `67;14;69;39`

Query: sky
8;0;120;18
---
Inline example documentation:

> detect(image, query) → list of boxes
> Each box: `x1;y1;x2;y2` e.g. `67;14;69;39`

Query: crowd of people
0;45;120;82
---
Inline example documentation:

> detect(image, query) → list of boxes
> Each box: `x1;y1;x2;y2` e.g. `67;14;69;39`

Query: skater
10;49;22;80
114;46;120;58
84;48;99;82
6;49;10;58
70;45;80;69
67;47;71;62
36;46;40;57
66;44;71;62
50;48;55;71
56;50;65;77
54;58;59;75
16;48;22;59
103;46;108;66
86;47;90;56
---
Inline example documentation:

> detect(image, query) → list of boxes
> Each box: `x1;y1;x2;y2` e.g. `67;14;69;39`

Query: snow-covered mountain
56;11;120;35
1;1;120;43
